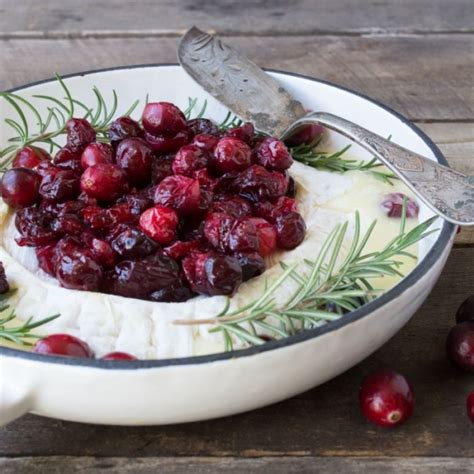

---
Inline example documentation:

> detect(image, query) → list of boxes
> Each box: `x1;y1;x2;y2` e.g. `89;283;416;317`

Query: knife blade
178;26;306;137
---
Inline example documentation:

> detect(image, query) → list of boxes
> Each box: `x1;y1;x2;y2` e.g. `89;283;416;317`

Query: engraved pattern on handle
283;112;474;225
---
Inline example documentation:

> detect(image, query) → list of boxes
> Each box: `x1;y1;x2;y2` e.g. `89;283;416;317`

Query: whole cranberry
108;116;143;147
275;212;306;250
163;240;201;260
248;217;277;256
142;102;186;136
56;246;103;291
381;193;419;218
284;123;324;147
110;226;158;260
115;137;154;186
1;168;41;208
359;368;415;428
255;137;293;171
50;214;83;236
81;206;114;231
139;205;178;245
467;391;474;423
109;203;135;225
81;142;113;169
224;122;255;145
456;295;474;323
54;147;82;174
203;213;237;251
39;169;80;203
102;351;137;360
150;281;194;302
446;321;474;372
36;244;57;276
254;196;297;223
211;196;253;218
35;159;57;177
89;237;116;268
144;128;191;154
187;118;219;136
33;334;94;358
66;118;96;152
204;254;243;296
120;192;154;217
80;163;128;201
172;144;209;176
12;146;50;169
154;175;201;215
192;133;219;152
213;137;252;173
234;252;266;281
226;218;260;254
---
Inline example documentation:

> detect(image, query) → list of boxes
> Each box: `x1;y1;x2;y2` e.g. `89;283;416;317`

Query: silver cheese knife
178;27;474;226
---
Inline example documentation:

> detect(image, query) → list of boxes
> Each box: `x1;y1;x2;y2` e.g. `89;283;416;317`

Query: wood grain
0;0;473;36
1;35;473;121
1;248;472;458
1;456;473;474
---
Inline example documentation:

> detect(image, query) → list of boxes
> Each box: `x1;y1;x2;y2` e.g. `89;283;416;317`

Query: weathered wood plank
1;35;473;121
1;248;472;457
1;456;473;474
0;0;473;36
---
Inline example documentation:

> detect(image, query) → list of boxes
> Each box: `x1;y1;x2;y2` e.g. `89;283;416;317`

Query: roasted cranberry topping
39;168;80;203
192;133;219;152
1;168;41;208
224;122;255;145
187;118;219;136
36;244;57;276
108;116;143;147
116;137;154;186
54;147;82;174
275;212;306;250
234;252;266;281
12;146;50;169
255;137;293;171
248;217;277;256
34;333;94;358
154;175;201;215
111;226;158;260
172;144;209;176
213;137;252;173
81;142;114;169
254;196;297;223
210;196;253;218
66;118;96;152
80;163;127;201
139;205;178;245
142;102;187;136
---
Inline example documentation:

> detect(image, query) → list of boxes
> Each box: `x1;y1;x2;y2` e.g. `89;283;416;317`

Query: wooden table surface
0;1;473;472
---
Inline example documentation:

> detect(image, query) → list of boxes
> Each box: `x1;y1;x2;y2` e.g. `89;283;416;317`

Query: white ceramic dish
0;65;455;426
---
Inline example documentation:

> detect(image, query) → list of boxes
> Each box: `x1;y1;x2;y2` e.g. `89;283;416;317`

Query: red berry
142;102;186;136
456;295;474;324
33;334;94;358
139;205;178;244
81;142;113;169
66;118;96;152
284;123;324;147
210;196;253;218
187;118;219;136
254;196;297;223
213;137;252;173
35;244;58;276
359;368;415;428
115;137;154;186
248;217;277;256
255;137;293;171
234;252;266;281
467;391;474;423
192;133;219;152
54;147;82;174
108;116;143;147
381;193;419;218
154;175;201;215
12;146;50;169
39;168;80;203
172;144;209;176
80;163;128;201
275;212;306;249
89;237;116;268
102;351;137;360
144;128;192;154
224;122;255;144
50;214;83;236
1;168;41;208
446;321;474;372
110;226;158;259
163;240;201;260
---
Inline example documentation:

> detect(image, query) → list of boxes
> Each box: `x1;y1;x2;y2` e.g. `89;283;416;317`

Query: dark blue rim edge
0;63;455;369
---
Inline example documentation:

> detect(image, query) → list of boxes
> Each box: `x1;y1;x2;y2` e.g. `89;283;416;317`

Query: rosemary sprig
0;289;60;346
175;212;437;351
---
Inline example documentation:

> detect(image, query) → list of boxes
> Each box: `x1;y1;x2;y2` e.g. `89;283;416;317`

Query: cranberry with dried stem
33;334;94;358
1;168;41;208
139;205;178;245
80;163;128;201
66;118;96;152
12;146;50;169
381;193;419;218
81;142;114;169
446;321;474;372
213;137;252;173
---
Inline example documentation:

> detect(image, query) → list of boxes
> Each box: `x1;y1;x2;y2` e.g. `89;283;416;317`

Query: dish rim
0;63;455;369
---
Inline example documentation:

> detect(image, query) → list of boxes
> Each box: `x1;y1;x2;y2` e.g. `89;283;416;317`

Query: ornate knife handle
282;112;474;226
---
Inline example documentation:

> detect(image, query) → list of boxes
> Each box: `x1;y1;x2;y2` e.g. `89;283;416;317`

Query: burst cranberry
248;218;277;256
211;196;253;218
467;392;474;423
254;196;298;223
192;133;219;152
15;207;56;247
456;295;474;323
284;123;324;147
172;144;209;176
446;321;474;372
203;213;237;251
66;118;96;152
139;205;178;245
39;169;80;203
234;252;266;281
275;212;306;250
381;193;419;218
56;246;103;291
35;160;56;177
255;137;293;171
226;218;260;253
120;192;153;217
102;352;137;360
80;163;127;201
154;175;200;215
163;240;201;260
0;262;9;294
233;165;288;202
33;334;94;358
1;168;41;208
144;128;192;154
50;214;83;236
359;368;415;428
81;142;113;169
187;118;219;136
108;116;143;147
109;203;135;225
224;122;255;145
110;226;158;259
12;146;50;169
54;147;82;174
213;137;252;173
81;206;114;231
142;102;186;136
115;137;154;186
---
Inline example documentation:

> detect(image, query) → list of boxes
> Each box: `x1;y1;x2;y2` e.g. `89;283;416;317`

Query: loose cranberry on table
255;137;293;171
66;118;96;152
115;137;154;186
108;116;143;147
456;295;474;323
0;168;41;208
12;146;50;169
102;352;137;361
154;175;201;215
81;142;113;169
381;192;419;218
275;212;306;250
139;205;178;245
33;334;94;358
213;137;252;173
80;163;128;201
446;321;474;372
467;391;474;423
359;368;415;428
